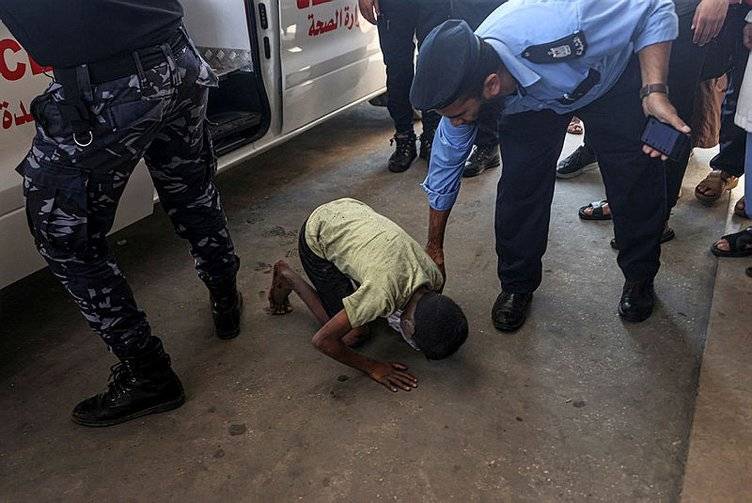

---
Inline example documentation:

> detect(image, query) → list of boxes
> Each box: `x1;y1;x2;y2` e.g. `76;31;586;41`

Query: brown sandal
734;196;747;218
695;170;739;206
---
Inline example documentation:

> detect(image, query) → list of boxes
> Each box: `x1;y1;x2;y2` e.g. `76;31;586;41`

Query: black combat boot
208;277;243;340
72;342;185;427
388;132;417;173
419;129;435;161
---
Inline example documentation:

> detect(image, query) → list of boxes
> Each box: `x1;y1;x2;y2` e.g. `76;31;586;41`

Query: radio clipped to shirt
641;116;692;163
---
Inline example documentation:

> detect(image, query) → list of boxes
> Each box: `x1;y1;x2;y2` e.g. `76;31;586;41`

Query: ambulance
0;0;386;288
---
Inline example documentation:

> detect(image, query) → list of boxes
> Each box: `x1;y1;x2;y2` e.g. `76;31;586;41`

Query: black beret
410;19;481;111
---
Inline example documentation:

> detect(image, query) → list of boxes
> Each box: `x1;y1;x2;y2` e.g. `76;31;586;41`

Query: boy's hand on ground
368;362;418;392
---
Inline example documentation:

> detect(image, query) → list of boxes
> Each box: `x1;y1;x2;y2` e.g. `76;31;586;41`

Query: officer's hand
692;0;728;46
744;22;752;50
358;0;379;25
642;93;691;161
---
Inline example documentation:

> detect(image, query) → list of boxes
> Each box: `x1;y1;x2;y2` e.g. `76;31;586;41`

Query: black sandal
610;225;676;250
711;227;752;258
578;199;611;221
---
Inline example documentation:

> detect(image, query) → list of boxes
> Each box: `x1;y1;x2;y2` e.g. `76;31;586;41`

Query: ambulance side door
278;0;384;134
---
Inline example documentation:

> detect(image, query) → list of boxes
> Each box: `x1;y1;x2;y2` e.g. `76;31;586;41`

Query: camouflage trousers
17;35;240;358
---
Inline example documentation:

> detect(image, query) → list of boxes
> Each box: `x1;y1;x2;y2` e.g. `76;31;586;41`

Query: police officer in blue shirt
411;0;685;330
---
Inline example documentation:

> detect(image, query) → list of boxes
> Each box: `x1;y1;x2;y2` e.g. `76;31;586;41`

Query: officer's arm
422;116;477;279
638;42;691;160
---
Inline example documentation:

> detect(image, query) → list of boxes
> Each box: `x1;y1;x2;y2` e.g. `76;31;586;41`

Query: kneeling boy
269;198;468;392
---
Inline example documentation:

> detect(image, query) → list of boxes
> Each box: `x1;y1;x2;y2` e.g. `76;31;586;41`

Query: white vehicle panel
279;0;384;134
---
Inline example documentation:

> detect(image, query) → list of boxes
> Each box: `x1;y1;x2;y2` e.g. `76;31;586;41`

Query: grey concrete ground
0;104;734;501
681;184;752;503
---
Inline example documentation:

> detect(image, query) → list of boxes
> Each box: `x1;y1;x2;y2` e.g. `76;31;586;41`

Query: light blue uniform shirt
423;0;679;211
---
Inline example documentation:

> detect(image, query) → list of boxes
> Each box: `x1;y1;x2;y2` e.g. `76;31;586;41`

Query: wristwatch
639;83;669;100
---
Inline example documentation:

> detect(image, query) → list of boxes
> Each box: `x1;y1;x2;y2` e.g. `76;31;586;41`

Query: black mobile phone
640;116;691;162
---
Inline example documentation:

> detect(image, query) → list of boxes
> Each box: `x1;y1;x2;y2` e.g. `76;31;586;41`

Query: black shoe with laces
556;144;597;179
208;277;243;339
618;278;655;322
419;130;435;160
463;144;501;178
71;342;185;427
388;132;417;173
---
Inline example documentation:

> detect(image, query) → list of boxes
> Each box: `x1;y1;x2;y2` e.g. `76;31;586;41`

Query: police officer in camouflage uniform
0;0;242;426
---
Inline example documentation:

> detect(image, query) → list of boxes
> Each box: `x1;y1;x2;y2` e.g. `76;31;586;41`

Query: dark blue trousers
496;59;666;293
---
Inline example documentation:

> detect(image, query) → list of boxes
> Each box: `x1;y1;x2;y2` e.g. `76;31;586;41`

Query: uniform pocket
22;163;89;254
106;96;165;133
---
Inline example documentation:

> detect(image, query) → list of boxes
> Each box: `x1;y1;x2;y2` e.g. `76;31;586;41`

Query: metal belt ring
73;131;94;148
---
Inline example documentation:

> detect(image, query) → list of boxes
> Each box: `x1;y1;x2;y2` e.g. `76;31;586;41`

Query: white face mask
386;310;420;351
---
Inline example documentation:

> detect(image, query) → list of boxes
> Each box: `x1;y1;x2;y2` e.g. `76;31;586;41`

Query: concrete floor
0;104;734;501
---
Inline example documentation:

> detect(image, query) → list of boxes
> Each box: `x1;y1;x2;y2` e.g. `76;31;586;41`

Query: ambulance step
208;111;263;156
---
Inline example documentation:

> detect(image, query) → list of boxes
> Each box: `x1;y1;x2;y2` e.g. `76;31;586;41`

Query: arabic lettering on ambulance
0;99;34;130
297;0;335;7
308;4;359;37
1;38;50;82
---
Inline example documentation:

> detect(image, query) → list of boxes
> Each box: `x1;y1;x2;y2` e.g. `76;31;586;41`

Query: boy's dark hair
412;292;468;360
457;38;503;101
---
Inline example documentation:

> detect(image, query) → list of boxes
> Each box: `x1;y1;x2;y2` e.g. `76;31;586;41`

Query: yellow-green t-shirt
305;198;444;328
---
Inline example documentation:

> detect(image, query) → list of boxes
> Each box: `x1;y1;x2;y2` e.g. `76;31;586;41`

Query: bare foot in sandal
711;227;752;257
695;170;739;205
579;199;611;220
567;117;584;135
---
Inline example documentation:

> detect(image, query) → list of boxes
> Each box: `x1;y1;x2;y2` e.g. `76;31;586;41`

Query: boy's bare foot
268;260;294;315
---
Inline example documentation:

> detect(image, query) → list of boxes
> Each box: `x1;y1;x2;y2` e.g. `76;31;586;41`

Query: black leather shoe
463;144;501;178
388;132;417;172
72;342;185;427
618;278;655;323
556;144;597;179
209;278;243;340
419;130;435;160
491;291;533;332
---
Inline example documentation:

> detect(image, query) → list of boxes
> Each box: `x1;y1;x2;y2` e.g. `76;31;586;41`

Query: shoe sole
463;161;501;178
492;318;526;332
555;162;597;179
617;305;653;323
71;393;186;427
216;293;244;340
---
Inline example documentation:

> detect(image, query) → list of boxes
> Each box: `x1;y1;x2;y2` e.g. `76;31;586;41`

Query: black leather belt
54;27;188;86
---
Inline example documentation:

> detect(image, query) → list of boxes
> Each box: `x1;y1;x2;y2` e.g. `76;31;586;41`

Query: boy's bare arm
313;310;418;392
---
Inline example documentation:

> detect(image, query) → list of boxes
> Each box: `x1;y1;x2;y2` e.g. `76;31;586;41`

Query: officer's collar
483;38;541;91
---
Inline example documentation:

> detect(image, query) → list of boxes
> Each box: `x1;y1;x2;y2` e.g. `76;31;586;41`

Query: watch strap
640;83;669;100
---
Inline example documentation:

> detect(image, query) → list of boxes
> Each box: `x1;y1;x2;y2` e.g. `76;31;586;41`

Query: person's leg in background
377;0;419;173
415;0;451;161
663;9;709;225
493;109;572;331
696;3;749;204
